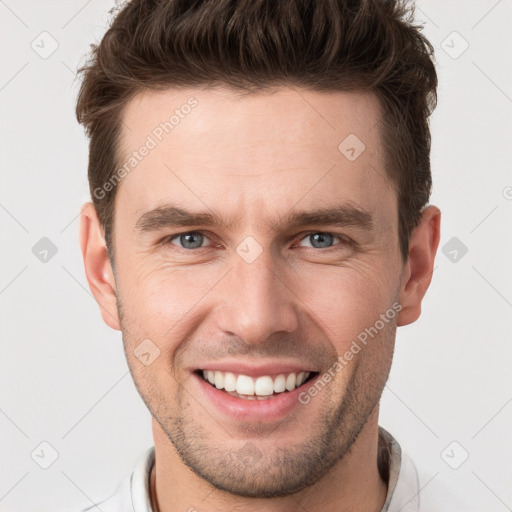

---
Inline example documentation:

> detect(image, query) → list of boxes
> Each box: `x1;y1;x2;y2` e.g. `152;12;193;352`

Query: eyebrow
135;204;375;234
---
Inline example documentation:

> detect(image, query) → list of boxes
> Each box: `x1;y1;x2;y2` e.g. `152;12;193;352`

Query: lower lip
194;373;319;422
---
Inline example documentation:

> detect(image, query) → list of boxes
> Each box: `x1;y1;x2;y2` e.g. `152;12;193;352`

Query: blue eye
298;232;346;249
162;230;350;252
168;231;210;249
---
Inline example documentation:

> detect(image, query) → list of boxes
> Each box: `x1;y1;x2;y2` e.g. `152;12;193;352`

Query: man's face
110;87;403;496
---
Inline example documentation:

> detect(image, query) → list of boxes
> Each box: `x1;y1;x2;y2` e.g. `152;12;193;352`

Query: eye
165;231;212;250
296;231;349;249
161;230;350;252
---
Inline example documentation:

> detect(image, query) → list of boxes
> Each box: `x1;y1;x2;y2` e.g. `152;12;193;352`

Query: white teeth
224;372;237;392
285;373;296;391
273;374;286;393
214;371;224;389
236;375;255;395
200;370;312;396
254;376;274;396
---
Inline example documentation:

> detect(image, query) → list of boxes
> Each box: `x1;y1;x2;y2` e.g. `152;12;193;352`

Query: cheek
118;247;399;349
119;263;218;342
296;263;399;349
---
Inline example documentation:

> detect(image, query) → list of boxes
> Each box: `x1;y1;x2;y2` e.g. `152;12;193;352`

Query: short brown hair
76;0;437;263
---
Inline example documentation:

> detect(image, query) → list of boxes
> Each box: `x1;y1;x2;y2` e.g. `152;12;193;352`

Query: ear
397;205;441;327
79;202;121;331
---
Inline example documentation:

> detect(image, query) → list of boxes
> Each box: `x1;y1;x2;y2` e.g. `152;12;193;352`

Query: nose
214;248;299;345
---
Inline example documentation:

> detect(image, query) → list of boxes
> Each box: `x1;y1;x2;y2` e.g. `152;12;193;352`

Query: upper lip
195;361;318;378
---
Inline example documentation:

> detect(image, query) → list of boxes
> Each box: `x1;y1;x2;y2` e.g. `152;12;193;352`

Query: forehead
116;86;394;227
119;86;383;156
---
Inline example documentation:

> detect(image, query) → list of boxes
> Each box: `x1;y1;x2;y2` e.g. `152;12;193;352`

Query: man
75;0;447;510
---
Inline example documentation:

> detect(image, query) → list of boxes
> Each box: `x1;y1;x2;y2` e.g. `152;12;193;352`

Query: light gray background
1;1;511;510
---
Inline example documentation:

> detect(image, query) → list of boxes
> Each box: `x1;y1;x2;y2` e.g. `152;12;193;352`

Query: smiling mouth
196;369;319;400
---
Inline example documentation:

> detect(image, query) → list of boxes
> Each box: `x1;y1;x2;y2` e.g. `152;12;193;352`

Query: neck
150;410;387;512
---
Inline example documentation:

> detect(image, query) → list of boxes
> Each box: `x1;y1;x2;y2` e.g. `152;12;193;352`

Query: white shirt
71;428;460;512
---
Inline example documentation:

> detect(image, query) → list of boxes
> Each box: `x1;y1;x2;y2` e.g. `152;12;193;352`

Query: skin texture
80;86;440;512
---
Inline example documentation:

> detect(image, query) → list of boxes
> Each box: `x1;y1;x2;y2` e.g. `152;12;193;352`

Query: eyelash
161;230;352;251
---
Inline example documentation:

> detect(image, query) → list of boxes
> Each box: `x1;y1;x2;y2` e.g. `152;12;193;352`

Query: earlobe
397;205;441;327
79;202;121;331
